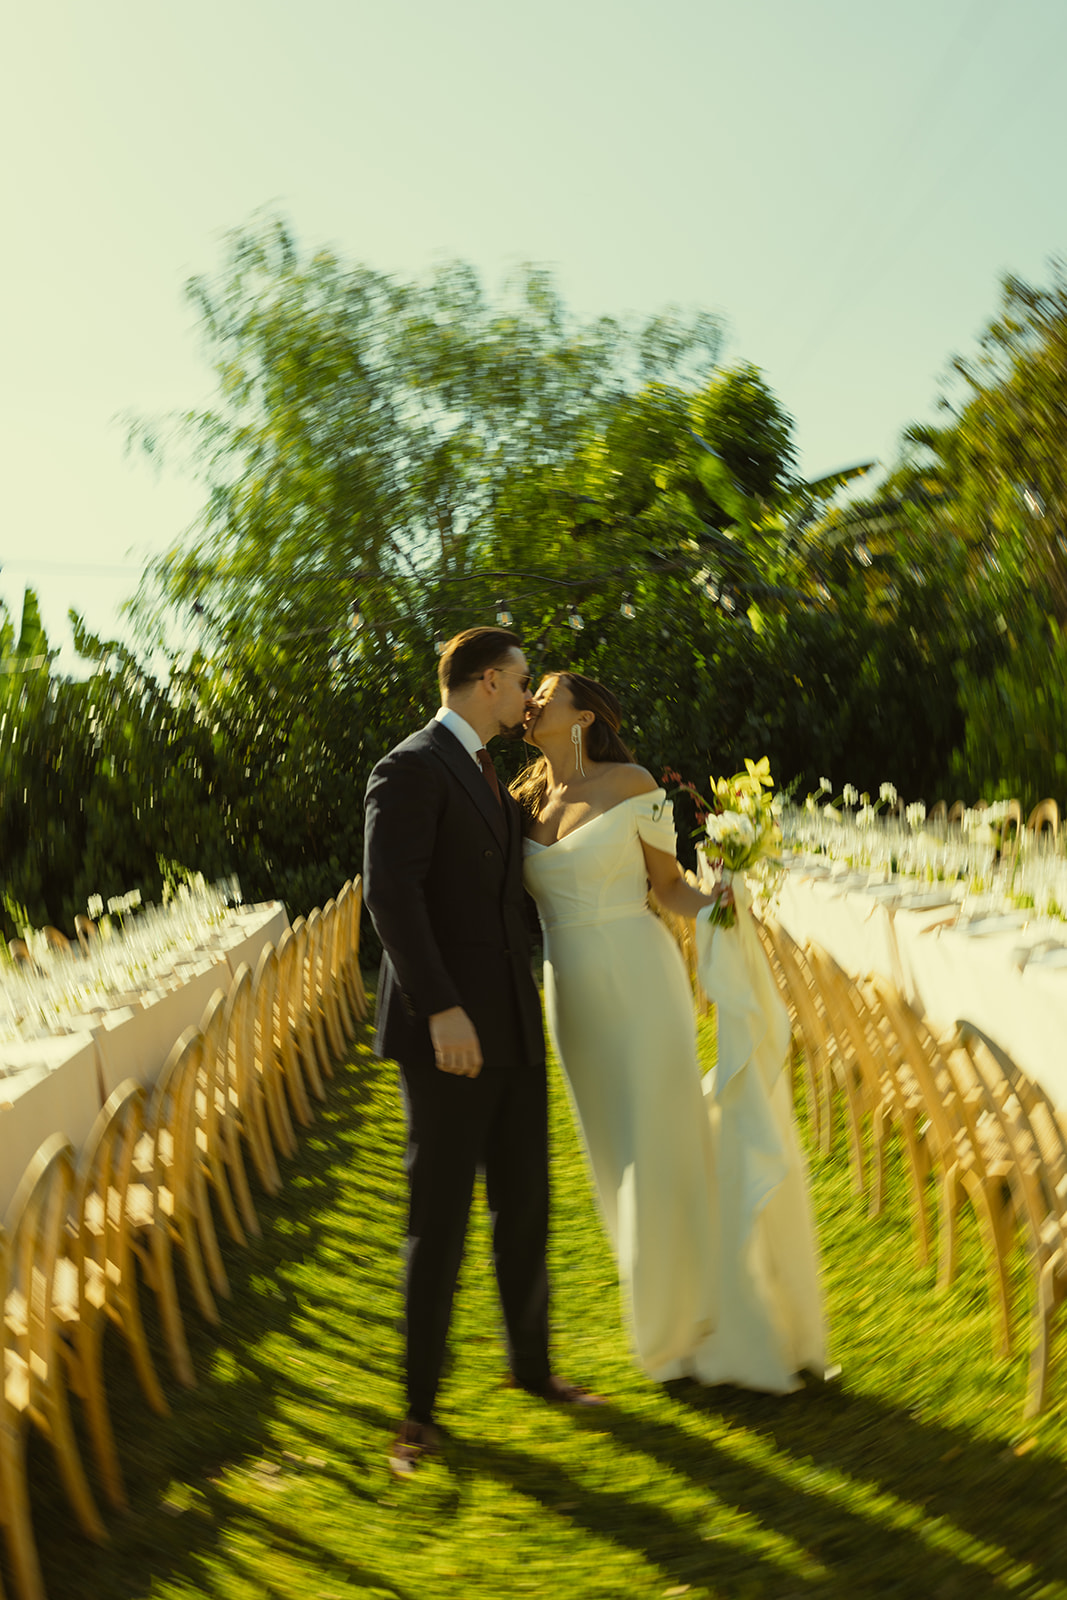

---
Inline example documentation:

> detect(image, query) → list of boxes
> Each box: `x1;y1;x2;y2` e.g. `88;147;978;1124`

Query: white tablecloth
0;902;289;1214
0;1035;103;1219
777;865;1067;1107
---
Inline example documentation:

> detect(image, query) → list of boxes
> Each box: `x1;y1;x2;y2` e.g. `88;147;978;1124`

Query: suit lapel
428;721;509;849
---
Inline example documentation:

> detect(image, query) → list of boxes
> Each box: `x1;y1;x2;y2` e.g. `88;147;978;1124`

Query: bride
513;670;826;1392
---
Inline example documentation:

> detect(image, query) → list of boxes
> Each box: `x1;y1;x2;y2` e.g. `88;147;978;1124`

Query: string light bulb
567;604;585;631
495;599;513;627
620;594;636;621
348;601;363;631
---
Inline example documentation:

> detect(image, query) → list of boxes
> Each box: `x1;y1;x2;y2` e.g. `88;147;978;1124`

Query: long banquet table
0;902;289;1217
776;862;1067;1108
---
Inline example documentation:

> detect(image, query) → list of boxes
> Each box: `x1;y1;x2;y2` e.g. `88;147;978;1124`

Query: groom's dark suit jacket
363;717;544;1078
363;716;551;1417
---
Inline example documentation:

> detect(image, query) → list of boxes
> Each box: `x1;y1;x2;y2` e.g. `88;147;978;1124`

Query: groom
363;626;601;1477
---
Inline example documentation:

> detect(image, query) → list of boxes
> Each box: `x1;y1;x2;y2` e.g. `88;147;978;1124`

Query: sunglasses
492;668;533;692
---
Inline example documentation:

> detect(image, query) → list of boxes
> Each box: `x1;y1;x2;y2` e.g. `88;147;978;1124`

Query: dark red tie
476;747;503;806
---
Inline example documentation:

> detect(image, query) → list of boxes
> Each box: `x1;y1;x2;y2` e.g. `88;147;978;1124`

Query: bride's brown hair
510;672;636;820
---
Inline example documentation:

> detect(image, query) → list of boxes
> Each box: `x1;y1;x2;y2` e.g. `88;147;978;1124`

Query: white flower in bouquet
706;810;756;849
823;803;843;822
842;783;859;807
805;794;817;814
87;894;103;920
107;895;125;916
879;782;897;805
857;804;877;829
127;888;142;910
905;801;926;830
819;777;832;794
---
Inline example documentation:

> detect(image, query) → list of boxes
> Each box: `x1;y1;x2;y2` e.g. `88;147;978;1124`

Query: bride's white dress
524;788;825;1392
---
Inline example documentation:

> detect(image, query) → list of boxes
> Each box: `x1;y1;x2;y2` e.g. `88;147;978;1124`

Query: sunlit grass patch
22;1019;1067;1600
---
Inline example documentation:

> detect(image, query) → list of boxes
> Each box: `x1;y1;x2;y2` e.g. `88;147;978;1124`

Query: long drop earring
571;723;586;777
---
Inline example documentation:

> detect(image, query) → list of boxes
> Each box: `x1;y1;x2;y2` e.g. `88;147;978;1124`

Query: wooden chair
870;978;1015;1357
1027;798;1060;842
6;942;34;972
947;801;966;825
332;881;360;1040
964;1034;1067;1412
128;1028;217;1386
928;800;948;822
952;1027;1057;1410
274;929;317;1125
193;991;240;1280
805;945;896;1218
342;875;368;1024
222;963;277;1211
302;909;335;1086
3;1135;108;1560
0;1225;44;1600
318;900;348;1061
43;926;72;955
251;944;297;1162
760;921;830;1158
54;1080;169;1516
74;915;97;954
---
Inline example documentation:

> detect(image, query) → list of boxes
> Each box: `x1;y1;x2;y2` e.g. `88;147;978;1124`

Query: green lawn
24;1013;1067;1600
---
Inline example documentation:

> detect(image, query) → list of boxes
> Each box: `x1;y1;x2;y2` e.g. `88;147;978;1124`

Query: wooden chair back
3;1133;107;1547
194;989;241;1274
252;942;296;1160
274;928;316;1125
761;922;831;1153
1027;798;1060;841
303;908;335;1085
224;961;279;1201
345;875;368;1022
58;1079;165;1514
136;1026;219;1336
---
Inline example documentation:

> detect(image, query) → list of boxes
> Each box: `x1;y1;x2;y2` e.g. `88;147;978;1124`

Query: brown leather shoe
507;1372;606;1406
388;1419;442;1479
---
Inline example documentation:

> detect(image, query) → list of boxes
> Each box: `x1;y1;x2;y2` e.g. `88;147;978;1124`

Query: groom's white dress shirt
434;706;484;765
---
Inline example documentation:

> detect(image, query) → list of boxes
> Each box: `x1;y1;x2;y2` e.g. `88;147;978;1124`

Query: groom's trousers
399;1053;551;1424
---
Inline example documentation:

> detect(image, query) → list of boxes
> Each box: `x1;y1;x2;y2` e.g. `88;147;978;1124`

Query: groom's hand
428;1006;484;1078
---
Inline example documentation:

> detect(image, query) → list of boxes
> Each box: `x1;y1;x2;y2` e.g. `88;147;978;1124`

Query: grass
22;1009;1067;1600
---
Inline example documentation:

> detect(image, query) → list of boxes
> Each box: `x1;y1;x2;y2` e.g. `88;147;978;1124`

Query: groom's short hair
438;626;521;696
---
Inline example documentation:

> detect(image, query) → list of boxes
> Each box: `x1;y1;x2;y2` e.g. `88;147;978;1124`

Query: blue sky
3;0;1065;669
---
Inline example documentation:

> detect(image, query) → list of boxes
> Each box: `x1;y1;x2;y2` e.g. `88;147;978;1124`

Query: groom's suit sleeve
363;746;461;1019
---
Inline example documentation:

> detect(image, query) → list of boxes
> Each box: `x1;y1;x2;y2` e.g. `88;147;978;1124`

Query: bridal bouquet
664;757;784;929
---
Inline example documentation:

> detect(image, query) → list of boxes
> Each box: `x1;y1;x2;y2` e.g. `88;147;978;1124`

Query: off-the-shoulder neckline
525;786;668;850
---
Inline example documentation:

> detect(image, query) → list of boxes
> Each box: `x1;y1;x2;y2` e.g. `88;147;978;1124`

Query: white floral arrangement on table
663;757;784;929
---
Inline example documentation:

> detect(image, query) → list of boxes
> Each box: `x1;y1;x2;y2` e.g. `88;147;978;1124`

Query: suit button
484;849;494;858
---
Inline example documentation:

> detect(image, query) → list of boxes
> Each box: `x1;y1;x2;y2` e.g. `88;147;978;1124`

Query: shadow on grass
447;1378;1067;1599
26;1043;411;1600
21;1027;1067;1600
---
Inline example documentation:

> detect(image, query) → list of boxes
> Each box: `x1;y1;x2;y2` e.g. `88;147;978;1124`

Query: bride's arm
640;839;732;920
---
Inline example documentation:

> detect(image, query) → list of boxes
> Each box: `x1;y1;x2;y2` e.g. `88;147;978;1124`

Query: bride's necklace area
534;770;608;844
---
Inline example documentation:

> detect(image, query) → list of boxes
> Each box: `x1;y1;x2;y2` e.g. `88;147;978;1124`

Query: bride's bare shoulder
601;763;660;800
